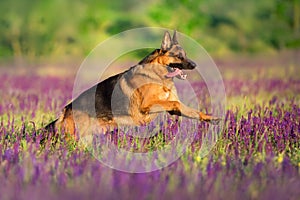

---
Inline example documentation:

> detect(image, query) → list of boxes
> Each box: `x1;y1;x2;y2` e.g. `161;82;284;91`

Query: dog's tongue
166;68;187;80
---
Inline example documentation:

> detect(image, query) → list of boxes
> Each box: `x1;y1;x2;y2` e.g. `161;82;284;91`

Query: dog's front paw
209;117;222;125
200;113;222;125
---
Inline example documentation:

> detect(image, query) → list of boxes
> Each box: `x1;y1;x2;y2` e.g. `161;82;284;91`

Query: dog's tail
45;119;58;132
40;119;59;144
40;108;69;145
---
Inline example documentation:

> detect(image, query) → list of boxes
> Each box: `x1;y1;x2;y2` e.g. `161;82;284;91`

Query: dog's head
139;30;196;80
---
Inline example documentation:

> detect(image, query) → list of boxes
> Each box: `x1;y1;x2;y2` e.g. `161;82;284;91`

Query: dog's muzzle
166;59;196;80
185;59;197;69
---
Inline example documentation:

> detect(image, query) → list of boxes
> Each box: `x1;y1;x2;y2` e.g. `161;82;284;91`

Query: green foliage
0;0;299;61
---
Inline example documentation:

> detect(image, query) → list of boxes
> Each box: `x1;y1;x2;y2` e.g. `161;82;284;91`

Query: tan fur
150;53;181;66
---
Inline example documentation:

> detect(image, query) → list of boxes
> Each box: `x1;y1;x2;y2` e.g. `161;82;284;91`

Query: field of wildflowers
0;60;299;199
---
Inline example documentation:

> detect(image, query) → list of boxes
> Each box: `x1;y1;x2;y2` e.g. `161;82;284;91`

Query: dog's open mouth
166;67;187;80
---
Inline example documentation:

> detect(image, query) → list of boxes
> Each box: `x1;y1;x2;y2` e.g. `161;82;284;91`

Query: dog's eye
178;54;184;60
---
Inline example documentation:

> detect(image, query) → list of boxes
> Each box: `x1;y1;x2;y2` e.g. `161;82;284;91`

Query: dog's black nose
188;59;197;69
191;60;196;68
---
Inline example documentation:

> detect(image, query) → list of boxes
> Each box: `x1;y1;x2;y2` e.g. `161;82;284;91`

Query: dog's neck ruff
166;67;187;80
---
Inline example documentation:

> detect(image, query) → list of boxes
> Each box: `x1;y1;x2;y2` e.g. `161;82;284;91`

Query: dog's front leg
141;100;219;123
176;103;219;122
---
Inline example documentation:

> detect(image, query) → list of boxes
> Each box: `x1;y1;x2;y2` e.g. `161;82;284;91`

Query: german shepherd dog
44;31;219;142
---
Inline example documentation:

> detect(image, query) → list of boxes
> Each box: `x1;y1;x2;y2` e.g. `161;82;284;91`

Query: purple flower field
0;64;299;200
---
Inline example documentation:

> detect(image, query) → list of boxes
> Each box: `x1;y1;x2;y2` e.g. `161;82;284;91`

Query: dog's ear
172;30;178;45
161;31;172;51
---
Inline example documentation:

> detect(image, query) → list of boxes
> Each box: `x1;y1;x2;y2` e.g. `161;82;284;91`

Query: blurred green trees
0;0;299;61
